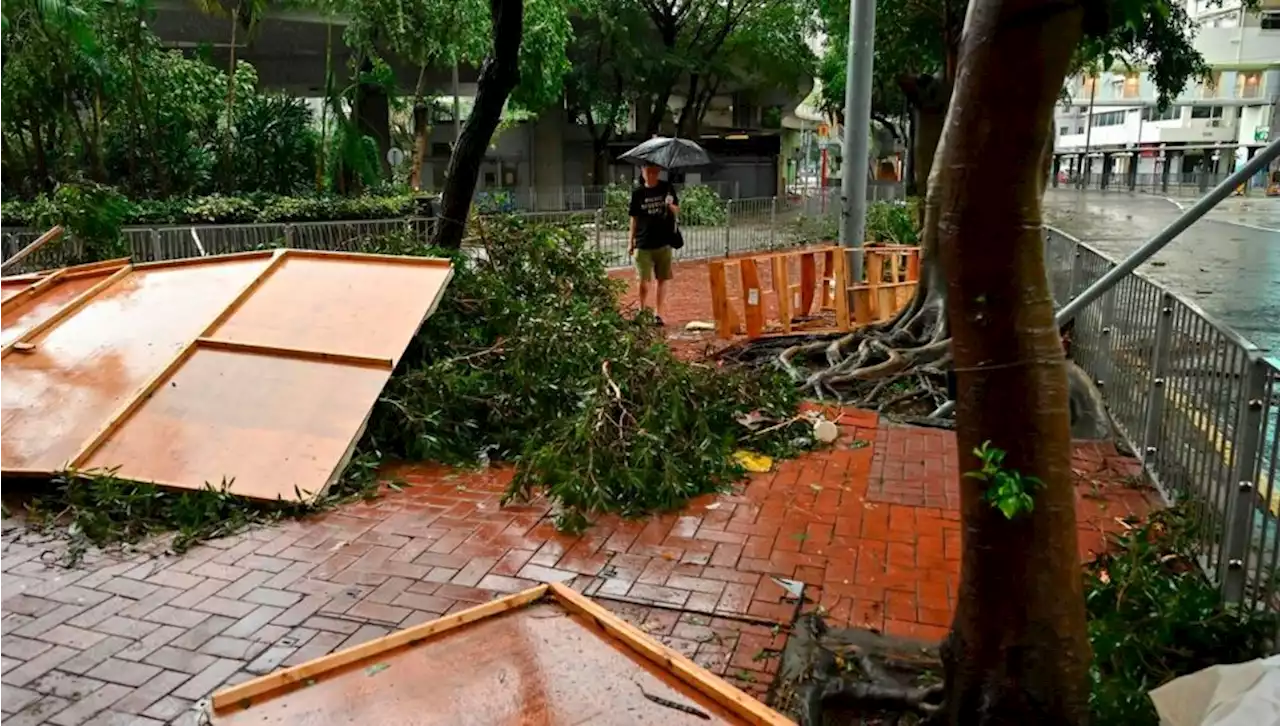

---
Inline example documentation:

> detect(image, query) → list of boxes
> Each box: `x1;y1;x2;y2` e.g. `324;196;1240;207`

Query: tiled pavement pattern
1;409;1155;725
2;260;1158;724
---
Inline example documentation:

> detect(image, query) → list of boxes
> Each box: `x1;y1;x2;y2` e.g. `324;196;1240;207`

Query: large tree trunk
932;0;1090;723
431;0;524;250
409;102;430;190
355;58;394;181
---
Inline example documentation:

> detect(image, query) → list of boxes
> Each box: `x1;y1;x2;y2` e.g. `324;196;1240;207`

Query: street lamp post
839;0;877;284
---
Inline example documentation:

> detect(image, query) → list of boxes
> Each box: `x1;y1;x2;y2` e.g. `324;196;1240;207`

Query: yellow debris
733;450;774;473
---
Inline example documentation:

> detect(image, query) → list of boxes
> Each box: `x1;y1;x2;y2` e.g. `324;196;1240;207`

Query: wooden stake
0;226;64;275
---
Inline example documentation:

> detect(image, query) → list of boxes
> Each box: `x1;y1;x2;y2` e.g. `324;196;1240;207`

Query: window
1236;71;1262;99
1190;105;1224;119
1060;126;1070;136
1199;72;1221;99
1122;73;1140;99
1077;125;1085;134
1142;106;1180;122
1093;111;1127;127
1261;12;1280;30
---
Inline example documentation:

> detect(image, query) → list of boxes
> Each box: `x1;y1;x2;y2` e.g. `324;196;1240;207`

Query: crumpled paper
1149;654;1280;726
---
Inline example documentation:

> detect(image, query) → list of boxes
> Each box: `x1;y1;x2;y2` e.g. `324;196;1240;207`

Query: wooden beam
131;249;276;271
549;584;795;726
740;259;765;338
0;268;67;313
1;265;134;360
283;248;452;267
0;226;64;275
211;585;550;713
194;338;394;369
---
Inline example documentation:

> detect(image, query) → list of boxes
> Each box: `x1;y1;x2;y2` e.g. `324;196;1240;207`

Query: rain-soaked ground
1042;189;1280;355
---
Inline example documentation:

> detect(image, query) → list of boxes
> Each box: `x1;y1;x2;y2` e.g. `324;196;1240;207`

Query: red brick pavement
1;260;1158;724
1;408;1155;725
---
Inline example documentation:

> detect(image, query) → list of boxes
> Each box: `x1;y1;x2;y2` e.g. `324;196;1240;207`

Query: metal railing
1047;227;1280;614
2;192;863;275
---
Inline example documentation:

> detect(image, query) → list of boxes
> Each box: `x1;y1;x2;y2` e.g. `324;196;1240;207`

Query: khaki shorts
635;246;673;281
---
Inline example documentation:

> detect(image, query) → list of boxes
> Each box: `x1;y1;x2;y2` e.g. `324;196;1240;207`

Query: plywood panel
214;601;751;726
1;271;112;347
84;347;390;501
1;258;272;471
208;256;451;364
1;280;35;303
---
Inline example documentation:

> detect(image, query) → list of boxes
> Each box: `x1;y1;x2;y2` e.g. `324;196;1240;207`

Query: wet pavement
1042;189;1280;355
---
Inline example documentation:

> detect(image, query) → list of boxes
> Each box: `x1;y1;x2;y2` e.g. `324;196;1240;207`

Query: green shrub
865;198;920;245
27;182;131;263
1085;506;1278;725
602;183;632;229
2;193;419;228
679;184;728;226
363;218;810;531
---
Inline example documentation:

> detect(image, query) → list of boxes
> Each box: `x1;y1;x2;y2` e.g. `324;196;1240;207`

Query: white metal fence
1047;227;1280;614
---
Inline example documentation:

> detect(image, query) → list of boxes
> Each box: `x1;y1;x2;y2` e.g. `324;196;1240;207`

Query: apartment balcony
1194;25;1280;66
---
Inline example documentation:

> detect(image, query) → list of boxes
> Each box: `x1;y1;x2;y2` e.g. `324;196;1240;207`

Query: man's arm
628;217;638;254
628;189;642;253
667;185;680;216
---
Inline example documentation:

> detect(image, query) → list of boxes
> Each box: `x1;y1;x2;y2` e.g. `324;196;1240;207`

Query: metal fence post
149;229;162;262
284;224;295;249
594;208;603;252
769;196;777;248
1067;246;1084;298
724;200;733;256
1221;357;1267;604
1094;268;1119;391
1141;293;1175;468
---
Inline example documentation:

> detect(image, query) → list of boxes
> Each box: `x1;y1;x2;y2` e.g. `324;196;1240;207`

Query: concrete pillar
1052;155;1061;187
1100;152;1113;189
1159;151;1170;193
532;107;567;211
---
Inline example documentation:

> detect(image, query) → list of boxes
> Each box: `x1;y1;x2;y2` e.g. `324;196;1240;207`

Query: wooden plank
820;250;835;309
56;257;132;279
549;584;795;726
865;253;885;320
66;251;290;470
283;249;452;267
740;259;765;338
0;268;67;313
194;338;394;369
906;248;921;282
0;226;64;275
800;253;817;315
708;261;734;340
211;585;551;713
833;248;851;332
772;256;792;333
852;287;872;326
131;249;276;271
1;265;134;360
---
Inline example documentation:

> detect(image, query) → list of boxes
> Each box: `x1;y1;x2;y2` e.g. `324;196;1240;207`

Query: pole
1078;73;1097;188
932;137;1280;420
839;0;876;284
452;63;462;144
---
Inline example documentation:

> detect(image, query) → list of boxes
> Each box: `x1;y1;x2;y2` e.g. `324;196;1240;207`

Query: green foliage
1085;506;1278;725
3;193;421;227
677;185;727;227
29;182;130;263
23;457;385;567
228;93;320;195
964;441;1042;519
865;199;920;245
602;183;633;229
362;219;809;531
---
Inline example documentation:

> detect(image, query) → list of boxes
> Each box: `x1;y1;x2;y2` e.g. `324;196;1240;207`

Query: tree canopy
816;0;1227;122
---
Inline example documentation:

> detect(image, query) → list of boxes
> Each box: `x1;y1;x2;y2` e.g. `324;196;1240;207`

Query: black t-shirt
629;181;679;250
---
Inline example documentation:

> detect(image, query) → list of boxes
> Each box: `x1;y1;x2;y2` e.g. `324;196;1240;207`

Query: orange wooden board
1;271;114;347
1;258;272;472
1;279;35;303
207;254;452;365
82;347;391;501
1;250;453;502
211;589;788;726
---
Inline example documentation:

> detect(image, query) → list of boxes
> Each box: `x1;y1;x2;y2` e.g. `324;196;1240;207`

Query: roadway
1042;189;1280;355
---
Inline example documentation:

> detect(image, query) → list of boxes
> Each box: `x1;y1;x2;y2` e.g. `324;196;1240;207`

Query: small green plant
963;441;1042;519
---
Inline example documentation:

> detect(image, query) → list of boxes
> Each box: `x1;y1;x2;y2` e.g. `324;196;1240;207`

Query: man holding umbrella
621;136;711;326
628;163;680;324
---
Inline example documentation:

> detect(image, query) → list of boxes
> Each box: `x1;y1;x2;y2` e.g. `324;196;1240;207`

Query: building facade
1053;0;1279;190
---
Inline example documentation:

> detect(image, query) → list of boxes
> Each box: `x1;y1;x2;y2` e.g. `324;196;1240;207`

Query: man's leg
635;249;653;312
653;247;673;322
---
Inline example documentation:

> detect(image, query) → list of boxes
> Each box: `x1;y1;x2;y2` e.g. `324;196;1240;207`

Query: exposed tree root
772;614;946;726
723;289;1116;439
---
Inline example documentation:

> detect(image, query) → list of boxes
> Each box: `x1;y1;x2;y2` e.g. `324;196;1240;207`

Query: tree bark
409;101;430;190
355;58;394;181
431;0;524;250
932;0;1090;723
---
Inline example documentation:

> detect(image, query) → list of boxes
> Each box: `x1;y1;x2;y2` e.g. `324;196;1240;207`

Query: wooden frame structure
1;249;453;502
708;245;921;340
211;583;795;725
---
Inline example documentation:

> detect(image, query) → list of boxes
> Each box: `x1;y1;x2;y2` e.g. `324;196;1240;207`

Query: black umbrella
619;136;711;170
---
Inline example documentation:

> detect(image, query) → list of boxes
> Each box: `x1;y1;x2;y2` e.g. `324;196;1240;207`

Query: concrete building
1053;0;1279;190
